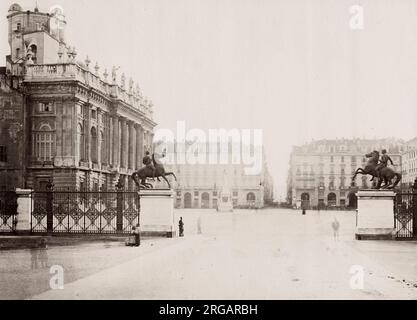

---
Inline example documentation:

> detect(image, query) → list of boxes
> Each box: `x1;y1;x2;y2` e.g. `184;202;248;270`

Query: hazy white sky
2;0;417;200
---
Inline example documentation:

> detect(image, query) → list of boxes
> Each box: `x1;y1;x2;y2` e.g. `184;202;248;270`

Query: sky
2;0;417;200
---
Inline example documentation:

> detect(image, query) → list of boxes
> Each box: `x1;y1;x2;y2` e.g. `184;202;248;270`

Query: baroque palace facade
287;138;405;209
0;4;156;191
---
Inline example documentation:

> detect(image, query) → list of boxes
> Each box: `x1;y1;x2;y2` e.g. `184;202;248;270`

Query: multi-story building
162;146;274;209
0;4;156;191
287;138;405;209
400;137;417;187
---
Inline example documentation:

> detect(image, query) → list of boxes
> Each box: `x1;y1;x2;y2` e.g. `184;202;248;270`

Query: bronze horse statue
352;150;401;189
131;153;177;189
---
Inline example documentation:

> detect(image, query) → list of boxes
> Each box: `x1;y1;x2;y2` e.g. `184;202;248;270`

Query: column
112;116;119;168
143;130;148;152
85;104;91;163
135;124;143;170
97;110;102;167
108;115;112;166
120;117;128;169
128;121;135;170
150;132;155;153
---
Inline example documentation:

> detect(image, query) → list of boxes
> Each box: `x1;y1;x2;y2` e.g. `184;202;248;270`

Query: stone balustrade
24;63;153;119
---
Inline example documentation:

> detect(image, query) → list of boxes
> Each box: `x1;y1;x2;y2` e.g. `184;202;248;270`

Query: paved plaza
1;209;416;300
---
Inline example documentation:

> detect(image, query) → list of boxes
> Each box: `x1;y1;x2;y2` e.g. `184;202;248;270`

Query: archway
29;44;38;64
184;193;192;209
201;192;210;209
348;192;357;209
301;193;310;209
327;193;337;207
247;192;256;207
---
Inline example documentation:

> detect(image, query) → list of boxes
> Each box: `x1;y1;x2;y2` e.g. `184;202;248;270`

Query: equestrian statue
132;150;177;189
351;149;401;190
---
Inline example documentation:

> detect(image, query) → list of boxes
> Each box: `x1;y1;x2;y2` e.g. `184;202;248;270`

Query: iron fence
0;191;18;233
31;190;140;234
394;192;417;239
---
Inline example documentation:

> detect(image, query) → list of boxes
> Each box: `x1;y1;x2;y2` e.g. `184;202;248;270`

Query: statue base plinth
355;190;396;240
139;189;176;238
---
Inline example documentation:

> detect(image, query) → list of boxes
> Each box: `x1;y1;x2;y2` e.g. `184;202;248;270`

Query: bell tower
7;3;67;69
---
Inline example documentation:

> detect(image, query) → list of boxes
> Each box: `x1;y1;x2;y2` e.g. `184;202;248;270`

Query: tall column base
355;190;396;240
139;189;176;238
15;189;33;233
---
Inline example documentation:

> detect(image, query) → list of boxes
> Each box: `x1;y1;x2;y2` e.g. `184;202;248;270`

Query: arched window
33;123;55;161
184;193;192;209
91;127;98;163
247;192;256;206
201;192;210;209
301;193;310;209
77;124;85;161
328;193;337;206
29;44;37;64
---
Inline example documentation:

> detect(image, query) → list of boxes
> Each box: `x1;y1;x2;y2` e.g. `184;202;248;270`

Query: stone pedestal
15;189;33;233
356;190;396;240
139;189;176;238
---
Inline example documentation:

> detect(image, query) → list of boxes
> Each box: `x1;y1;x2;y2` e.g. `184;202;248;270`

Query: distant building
0;4;156;191
400;138;417;187
161;145;274;209
287;138;405;209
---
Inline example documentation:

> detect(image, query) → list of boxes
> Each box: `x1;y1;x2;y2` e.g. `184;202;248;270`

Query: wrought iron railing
31;190;140;234
394;192;417;239
0;191;18;233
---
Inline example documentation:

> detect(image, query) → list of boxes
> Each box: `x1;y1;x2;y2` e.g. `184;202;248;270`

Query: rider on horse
142;151;156;180
375;149;394;178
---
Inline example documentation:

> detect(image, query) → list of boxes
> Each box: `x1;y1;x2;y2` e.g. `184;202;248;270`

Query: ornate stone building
0;4;156;191
287;138;405;209
163;148;274;209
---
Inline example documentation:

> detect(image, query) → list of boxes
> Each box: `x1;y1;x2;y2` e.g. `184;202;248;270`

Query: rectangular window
0;146;7;162
38;103;53;113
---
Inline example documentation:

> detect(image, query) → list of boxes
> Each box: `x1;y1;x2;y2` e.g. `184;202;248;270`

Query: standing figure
375;149;394;180
38;239;49;268
197;216;202;235
332;217;340;241
30;247;39;270
179;217;184;237
134;224;141;247
142;151;156;180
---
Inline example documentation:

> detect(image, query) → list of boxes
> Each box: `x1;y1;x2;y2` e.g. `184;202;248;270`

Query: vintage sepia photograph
0;0;416;305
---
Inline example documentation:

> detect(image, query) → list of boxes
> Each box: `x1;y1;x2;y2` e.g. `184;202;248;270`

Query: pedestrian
179;217;184;237
332;217;340;241
30;247;39;270
126;227;136;246
134;224;141;247
38;238;48;268
197;216;202;235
